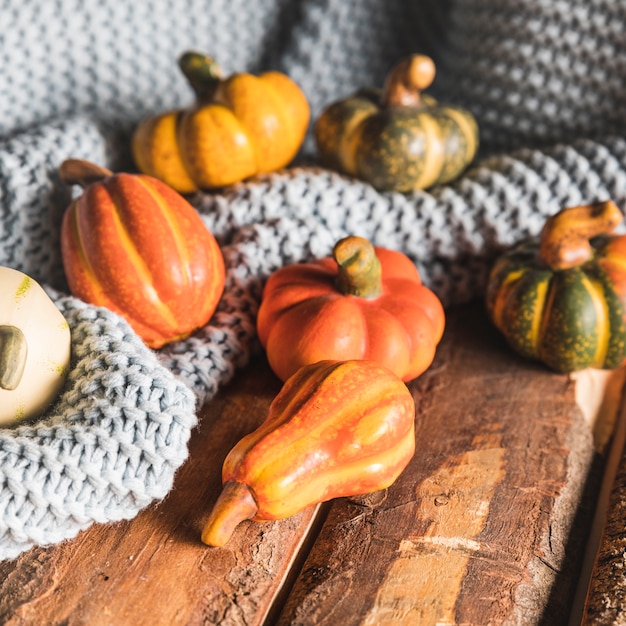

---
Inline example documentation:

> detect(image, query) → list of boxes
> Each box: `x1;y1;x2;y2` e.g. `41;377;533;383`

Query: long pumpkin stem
178;51;223;102
333;236;383;299
538;200;623;270
382;55;436;108
201;480;258;547
59;159;113;188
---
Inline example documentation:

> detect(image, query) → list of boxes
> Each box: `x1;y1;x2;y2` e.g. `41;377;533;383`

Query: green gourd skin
314;56;479;193
486;201;626;373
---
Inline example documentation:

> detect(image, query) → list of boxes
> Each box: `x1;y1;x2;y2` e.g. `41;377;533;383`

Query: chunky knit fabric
2;0;626;560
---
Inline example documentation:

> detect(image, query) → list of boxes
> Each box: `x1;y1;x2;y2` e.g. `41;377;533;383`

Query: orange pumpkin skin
201;359;416;546
60;159;225;349
256;236;445;382
132;53;310;192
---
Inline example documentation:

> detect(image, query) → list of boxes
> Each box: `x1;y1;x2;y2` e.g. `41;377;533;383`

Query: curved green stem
333;236;382;299
178;51;223;101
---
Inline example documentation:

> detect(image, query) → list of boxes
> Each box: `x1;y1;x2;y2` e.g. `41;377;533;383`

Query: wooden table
1;302;625;625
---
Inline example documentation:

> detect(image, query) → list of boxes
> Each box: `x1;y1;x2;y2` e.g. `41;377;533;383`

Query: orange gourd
132;51;310;193
201;359;416;547
256;236;445;382
60;159;225;349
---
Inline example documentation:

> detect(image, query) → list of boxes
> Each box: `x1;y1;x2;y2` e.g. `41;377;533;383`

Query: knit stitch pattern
2;0;626;561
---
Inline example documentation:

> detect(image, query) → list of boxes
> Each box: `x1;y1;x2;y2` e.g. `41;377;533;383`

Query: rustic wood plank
579;397;626;625
0;357;322;626
274;302;619;626
0;303;621;626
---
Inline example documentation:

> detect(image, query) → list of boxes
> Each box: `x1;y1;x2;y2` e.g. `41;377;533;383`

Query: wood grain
274;303;605;626
0;303;621;626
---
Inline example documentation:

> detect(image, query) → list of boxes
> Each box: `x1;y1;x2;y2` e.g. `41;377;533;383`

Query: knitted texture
432;0;626;154
2;0;626;561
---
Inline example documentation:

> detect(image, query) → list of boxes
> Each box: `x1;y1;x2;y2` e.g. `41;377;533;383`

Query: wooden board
0;303;622;625
579;397;626;625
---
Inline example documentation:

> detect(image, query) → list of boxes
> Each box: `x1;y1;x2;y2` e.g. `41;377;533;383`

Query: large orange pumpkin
256;236;445;382
132;51;310;193
60;159;225;349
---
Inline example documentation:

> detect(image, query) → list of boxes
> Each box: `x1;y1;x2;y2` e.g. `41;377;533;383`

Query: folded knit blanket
1;0;626;560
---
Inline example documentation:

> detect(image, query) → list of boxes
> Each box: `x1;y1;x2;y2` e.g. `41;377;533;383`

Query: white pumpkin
0;267;71;426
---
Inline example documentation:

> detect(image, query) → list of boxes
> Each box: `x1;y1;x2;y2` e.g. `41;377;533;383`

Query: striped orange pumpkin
60;159;225;348
201;359;416;546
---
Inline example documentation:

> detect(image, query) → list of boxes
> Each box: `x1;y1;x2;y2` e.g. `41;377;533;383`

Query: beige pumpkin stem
538;200;623;270
59;159;113;189
201;481;259;547
178;51;223;101
333;236;383;299
382;55;436;108
0;325;28;391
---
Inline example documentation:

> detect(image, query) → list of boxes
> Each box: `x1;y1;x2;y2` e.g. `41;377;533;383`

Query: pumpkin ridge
223;361;342;474
581;272;611;367
95;181;183;334
360;304;413;372
257;75;298;169
254;428;415;521
179;105;257;188
64;200;128;313
237;367;411;497
215;75;289;173
134;177;195;290
413;112;445;190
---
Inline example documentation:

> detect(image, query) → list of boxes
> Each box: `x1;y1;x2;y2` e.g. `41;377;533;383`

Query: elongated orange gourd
256;236;445;382
132;51;310;192
201;359;416;547
60;159;225;348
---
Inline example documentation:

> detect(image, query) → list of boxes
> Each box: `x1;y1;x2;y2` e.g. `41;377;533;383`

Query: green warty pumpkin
314;55;479;193
486;200;626;373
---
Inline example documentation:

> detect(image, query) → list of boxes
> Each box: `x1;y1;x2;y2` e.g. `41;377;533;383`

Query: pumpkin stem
59;159;113;188
0;325;28;391
538;200;623;270
333;236;383;299
382;55;436;108
178;51;223;101
201;480;259;547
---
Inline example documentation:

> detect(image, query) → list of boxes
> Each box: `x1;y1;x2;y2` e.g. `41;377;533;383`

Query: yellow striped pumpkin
486;200;626;373
132;52;310;193
314;55;479;192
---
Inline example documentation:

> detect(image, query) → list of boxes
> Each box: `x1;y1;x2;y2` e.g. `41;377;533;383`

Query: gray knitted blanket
1;0;626;561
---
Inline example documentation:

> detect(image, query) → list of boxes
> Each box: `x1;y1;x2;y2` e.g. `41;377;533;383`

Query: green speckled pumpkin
314;55;479;192
486;200;626;373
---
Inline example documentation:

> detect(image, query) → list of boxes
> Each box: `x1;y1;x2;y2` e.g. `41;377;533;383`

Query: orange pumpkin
60;159;225;348
132;51;310;193
202;359;416;547
256;235;445;382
